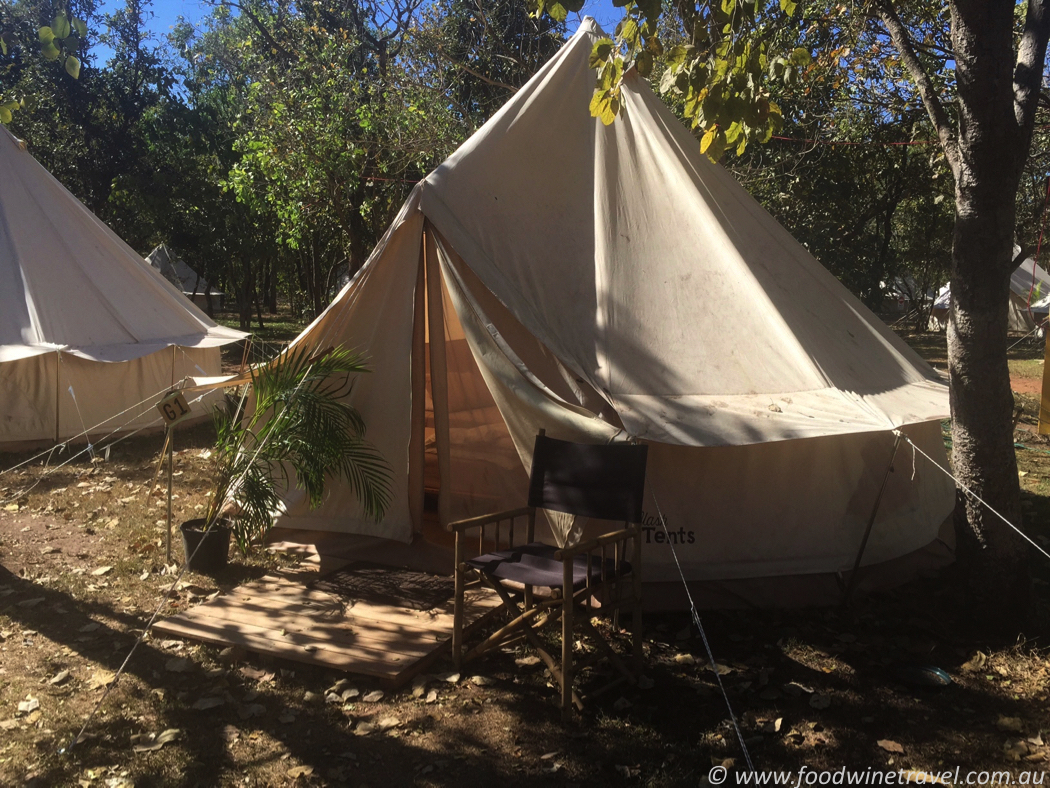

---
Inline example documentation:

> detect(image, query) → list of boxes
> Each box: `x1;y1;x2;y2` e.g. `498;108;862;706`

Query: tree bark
946;0;1045;630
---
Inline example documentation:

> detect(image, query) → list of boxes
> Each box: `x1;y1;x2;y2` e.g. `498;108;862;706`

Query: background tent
0;126;246;449
930;252;1050;331
274;20;956;605
147;244;226;311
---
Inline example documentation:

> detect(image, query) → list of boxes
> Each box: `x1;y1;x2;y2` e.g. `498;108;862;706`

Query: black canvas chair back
527;435;648;523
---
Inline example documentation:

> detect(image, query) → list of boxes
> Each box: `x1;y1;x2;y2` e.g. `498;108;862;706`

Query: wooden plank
192;584;499;632
154;617;411;680
165;593;497;651
177;605;451;659
153;570;504;688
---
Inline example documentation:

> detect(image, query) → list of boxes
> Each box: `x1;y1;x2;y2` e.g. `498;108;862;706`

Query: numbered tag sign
157;391;193;427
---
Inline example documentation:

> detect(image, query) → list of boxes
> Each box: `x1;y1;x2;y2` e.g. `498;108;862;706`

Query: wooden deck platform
153;564;501;688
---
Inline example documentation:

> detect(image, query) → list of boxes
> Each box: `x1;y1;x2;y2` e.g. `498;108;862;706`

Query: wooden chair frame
449;504;643;716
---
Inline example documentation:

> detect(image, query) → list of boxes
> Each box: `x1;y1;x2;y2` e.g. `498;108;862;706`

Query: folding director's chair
448;431;648;716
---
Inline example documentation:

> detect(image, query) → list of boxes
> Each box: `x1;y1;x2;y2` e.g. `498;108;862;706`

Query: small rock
48;670;70;686
362;690;384;703
165;658;191;673
673;653;696;666
470;675;493;687
808;693;831;709
17;697;39;714
354;721;376;736
425;690;438;704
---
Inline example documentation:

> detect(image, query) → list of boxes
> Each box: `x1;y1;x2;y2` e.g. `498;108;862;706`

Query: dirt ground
1;337;1050;786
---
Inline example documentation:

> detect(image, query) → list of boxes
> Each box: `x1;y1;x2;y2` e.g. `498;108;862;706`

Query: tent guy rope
649;485;756;772
898;430;1050;563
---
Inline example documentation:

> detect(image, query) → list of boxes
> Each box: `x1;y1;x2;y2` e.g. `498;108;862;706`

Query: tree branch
1014;0;1050;138
872;0;960;180
437;45;519;93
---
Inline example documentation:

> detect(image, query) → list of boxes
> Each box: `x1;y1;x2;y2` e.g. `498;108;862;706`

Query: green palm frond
205;344;391;554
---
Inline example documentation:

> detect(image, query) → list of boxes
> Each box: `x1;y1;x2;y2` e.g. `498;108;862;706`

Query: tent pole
166;426;174;564
842;431;904;606
54;350;61;445
424;223;453;525
407;242;427;534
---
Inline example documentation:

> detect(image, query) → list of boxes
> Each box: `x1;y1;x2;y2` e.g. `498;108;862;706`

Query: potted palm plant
181;344;391;572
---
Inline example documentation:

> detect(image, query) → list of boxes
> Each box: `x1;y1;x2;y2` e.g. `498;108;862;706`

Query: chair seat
466;542;631;589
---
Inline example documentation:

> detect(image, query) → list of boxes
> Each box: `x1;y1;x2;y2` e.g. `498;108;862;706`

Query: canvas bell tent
0;127;246;449
275;20;956;604
930;252;1050;332
147;244;226;311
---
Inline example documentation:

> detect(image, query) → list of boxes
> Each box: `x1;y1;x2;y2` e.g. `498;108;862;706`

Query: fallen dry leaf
877;739;905;754
131;728;182;753
87;670;116;690
997;716;1025;733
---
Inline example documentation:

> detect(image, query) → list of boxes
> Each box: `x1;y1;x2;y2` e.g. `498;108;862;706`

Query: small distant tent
147;244;226;311
274;20;955;605
930;253;1050;332
0;126;246;448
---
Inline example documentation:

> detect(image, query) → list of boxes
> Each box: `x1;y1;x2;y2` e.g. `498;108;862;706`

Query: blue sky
93;0;622;59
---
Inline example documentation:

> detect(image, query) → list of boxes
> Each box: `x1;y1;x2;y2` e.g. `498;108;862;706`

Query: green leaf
589;39;613;69
0;107;10;124
64;55;80;78
779;0;798;16
789;47;811;67
72;18;87;38
548;2;567;21
41;41;60;61
589;89;608;118
0;40;6;56
700;126;717;153
725;120;743;145
38;26;55;44
636;49;654;77
619;18;639;44
721;0;736;15
52;12;70;40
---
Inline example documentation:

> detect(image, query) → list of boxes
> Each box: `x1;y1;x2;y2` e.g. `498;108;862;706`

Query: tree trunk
947;0;1035;631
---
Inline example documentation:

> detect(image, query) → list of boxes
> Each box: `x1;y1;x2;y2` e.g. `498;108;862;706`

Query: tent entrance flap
421;223;530;528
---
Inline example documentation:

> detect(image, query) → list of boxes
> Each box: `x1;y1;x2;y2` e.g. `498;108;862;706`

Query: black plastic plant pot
180;518;233;573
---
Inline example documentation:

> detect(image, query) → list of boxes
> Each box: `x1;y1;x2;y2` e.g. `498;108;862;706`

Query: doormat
310;562;454;611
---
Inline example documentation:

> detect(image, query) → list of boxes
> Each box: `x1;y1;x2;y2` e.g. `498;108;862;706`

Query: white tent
147;244;226;310
931;254;1050;332
0;126;246;448
275;20;955;604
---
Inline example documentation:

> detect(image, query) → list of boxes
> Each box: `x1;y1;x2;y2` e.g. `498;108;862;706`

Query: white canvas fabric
147;244;224;302
0;125;245;445
932;255;1050;331
0;126;244;364
277;19;956;586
